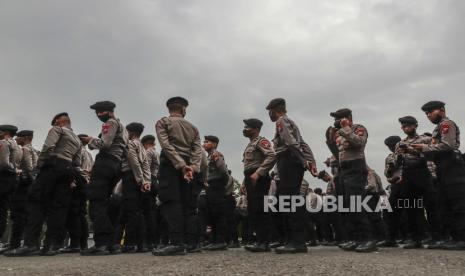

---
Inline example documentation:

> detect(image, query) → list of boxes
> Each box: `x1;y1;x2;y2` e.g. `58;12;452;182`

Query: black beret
398;116;418;125
90;101;116;112
204;135;219;144
0;125;18;135
384;136;401;147
330;108;352;119
166;97;189;107
51;112;69;126
141;135;156;144
266;98;286;110
421;101;445;112
243;118;263;130
126;122;145;134
16;130;34;137
77;134;89;139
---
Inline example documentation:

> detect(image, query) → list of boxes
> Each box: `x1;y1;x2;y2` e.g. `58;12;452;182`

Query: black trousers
141;191;157;247
366;193;386;241
205;178;227;243
24;158;74;248
224;194;238;244
0;172;17;242
386;183;405;241
9;178;32;248
276;150;306;246
436;155;465;241
64;186;88;249
120;171;145;247
87;153;122;248
339;159;372;242
244;170;271;244
157;153;198;246
403;166;441;241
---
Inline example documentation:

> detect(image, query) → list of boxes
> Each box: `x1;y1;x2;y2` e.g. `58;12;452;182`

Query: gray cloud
1;0;464;188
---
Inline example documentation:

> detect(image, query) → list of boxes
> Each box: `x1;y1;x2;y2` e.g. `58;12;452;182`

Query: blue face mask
97;113;111;123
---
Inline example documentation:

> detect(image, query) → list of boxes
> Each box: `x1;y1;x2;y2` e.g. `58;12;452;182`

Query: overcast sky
1;0;464;188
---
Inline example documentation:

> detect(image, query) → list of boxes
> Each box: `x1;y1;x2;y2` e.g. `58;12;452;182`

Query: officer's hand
203;182;209;188
250;172;260;184
308;162;318;177
141;182;151;192
411;144;426;151
240;182;247;195
70;181;77;189
80;136;92;143
182;166;194;182
340;118;350;128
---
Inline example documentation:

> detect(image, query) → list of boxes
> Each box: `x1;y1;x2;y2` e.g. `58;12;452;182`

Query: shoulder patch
276;121;284;133
354;126;366;136
260;139;272;149
441;123;450;135
102;123;110;135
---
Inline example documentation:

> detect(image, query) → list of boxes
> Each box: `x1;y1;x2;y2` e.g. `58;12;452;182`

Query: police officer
201;135;229;251
396;116;442;249
60;134;94;253
120;122;151;253
0;125;20;250
2;130;37;254
6;113;84;256
80;101;129;255
141;134;159;250
330;108;376;253
412;101;465;250
153;97;202;256
242;118;276;252
266;98;318;254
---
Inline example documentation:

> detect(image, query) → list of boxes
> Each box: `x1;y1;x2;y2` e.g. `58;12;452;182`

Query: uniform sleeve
22;147;34;180
142;148;151;183
338;125;367;147
300;140;316;164
88;119;119;150
0;141;14;172
190;127;203;172
155;118;187;170
277;117;300;148
212;151;228;174
127;141;144;185
423;121;458;153
200;150;208;182
37;126;63;168
255;138;277;176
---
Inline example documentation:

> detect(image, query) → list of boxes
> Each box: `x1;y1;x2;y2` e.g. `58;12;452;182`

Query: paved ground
1;246;464;276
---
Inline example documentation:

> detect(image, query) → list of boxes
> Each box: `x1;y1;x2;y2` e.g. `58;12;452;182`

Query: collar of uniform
439;116;449;124
169;114;183;118
403;134;419;141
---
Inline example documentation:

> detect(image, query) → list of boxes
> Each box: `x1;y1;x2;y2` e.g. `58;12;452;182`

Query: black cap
398;116;418;125
166;97;189;107
90;101;116;112
204;135;219;144
126;122;145;134
243;118;263;130
0;125;18;136
421;101;445;112
141;135;156;144
77;134;89;139
266;98;286;110
330;108;352;119
16;130;34;137
384;136;401;147
51;112;69;126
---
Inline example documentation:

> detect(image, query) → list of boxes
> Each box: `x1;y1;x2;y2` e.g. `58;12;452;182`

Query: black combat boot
275;243;308;254
205;242;228;251
4;246;41;257
245;243;271;253
355;241;378;253
152;245;186;256
80;245;111;256
403;240;423;249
